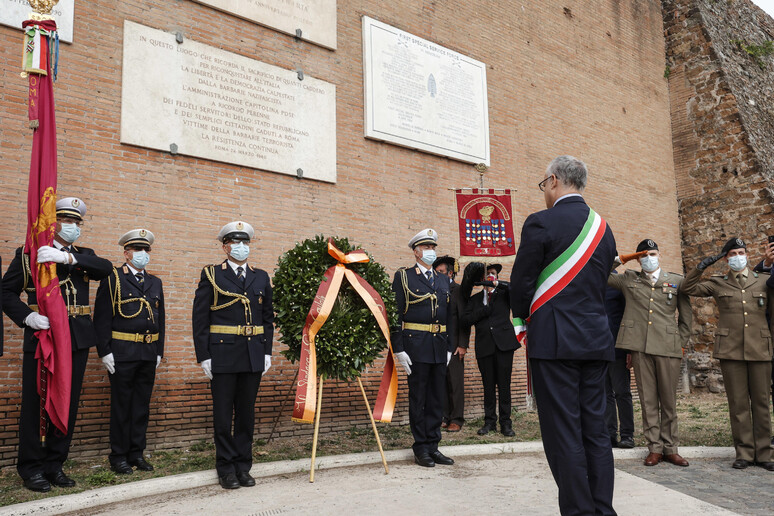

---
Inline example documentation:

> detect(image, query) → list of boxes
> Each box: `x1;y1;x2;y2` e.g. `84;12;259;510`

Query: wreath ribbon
292;239;398;424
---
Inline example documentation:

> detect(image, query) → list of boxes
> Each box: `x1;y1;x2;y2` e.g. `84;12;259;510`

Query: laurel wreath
273;235;397;381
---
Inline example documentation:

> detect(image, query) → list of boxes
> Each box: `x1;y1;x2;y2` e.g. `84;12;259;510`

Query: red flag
22;19;72;435
455;189;517;262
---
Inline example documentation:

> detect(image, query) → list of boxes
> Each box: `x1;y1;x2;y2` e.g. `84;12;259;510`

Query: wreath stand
308;375;389;482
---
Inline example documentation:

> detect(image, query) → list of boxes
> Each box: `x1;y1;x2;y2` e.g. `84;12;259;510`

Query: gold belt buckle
144;334;153;343
431;324;440;333
243;325;254;336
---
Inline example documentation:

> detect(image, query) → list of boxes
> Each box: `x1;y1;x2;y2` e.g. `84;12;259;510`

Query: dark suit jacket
509;196;617;361
94;265;165;362
605;284;627;359
448;281;472;350
2;245;112;352
462;282;520;359
391;264;455;364
192;261;274;374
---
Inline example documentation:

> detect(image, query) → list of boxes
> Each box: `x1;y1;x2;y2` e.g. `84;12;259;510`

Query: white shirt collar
416;262;430;275
227;260;248;274
125;262;143;276
553;193;583;207
644;268;661;283
53;240;65;250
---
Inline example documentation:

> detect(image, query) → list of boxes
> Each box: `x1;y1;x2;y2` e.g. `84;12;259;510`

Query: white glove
395;351;412;376
156;355;162;369
447;351;452;366
102;353;115;374
201;359;213;380
613;255;622;266
264;355;271;373
37;245;69;264
24;312;50;330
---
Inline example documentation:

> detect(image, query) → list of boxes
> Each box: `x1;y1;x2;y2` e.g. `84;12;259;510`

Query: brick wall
661;0;774;391
0;0;677;467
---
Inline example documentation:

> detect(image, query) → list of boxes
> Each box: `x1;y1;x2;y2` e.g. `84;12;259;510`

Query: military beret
432;255;458;273
636;239;658;253
56;197;86;220
722;237;746;256
217;221;254;242
408;228;438;249
119;228;155;248
486;263;503;274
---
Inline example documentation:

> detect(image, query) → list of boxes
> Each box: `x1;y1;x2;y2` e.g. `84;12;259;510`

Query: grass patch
0;392;749;507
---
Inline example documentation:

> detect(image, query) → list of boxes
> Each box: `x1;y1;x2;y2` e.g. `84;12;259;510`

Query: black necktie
237;266;245;282
426;270;434;286
135;272;144;285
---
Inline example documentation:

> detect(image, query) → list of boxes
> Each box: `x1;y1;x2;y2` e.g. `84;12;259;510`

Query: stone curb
0;443;736;515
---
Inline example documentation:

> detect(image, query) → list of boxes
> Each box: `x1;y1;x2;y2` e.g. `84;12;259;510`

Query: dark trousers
531;358;616;516
407;362;445;456
477;349;514;426
605;356;634;440
109;360;156;464
18;347;90;479
211;372;261;476
442;353;465;426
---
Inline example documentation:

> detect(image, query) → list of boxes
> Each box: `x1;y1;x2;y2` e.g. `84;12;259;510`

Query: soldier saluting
192;221;274;489
682;237;774;471
93;229;164;474
2;197;112;492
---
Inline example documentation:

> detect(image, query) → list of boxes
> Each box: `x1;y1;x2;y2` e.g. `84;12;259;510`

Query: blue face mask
421;249;437;266
58;223;81;244
130;250;150;270
728;255;747;272
640;255;659;273
230;242;250;262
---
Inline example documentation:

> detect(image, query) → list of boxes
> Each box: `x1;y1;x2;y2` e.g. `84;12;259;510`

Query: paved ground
617;457;774;515
68;454;736;516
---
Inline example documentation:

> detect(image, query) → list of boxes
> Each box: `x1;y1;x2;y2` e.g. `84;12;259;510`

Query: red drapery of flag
22;18;72;436
455;189;517;263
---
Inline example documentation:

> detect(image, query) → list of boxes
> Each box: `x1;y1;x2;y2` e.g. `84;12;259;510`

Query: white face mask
640;255;660;273
728;255;747;272
421;249;437;266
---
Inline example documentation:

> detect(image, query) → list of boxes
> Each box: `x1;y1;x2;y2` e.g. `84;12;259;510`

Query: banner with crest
455;189;516;264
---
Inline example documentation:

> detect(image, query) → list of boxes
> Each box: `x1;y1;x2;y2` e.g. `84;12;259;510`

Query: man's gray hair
546;155;588;191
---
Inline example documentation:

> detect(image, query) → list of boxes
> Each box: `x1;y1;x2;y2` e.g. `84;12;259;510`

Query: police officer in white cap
1;196;112;492
192;221;274;489
93;229;164;475
391;228;456;467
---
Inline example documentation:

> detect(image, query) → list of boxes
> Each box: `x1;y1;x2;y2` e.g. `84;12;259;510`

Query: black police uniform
392;264;455;456
1;245;112;480
94;264;165;467
192;261;273;477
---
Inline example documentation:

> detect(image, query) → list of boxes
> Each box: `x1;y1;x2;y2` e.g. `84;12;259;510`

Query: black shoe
429;451;454;465
501;423;516;437
23;473;51;493
110;460;134;475
618;437;635;449
414;453;435;467
219;472;240;489
236;471;255;487
755;461;774;471
732;459;752;469
129;458;154;471
46;469;76;487
477;423;495;436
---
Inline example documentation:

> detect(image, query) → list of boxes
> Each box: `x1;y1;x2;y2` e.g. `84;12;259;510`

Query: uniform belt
403;322;447;333
209;324;264;336
29;304;91;316
112;331;159;343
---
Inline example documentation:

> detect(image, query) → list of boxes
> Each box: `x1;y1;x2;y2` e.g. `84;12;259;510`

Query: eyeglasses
538;175;554;192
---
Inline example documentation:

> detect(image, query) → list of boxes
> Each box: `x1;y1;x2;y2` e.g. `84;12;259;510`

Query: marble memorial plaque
362;16;490;166
0;0;75;43
120;21;336;183
191;0;336;50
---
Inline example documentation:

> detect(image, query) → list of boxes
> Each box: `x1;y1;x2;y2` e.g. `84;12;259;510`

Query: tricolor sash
513;208;607;345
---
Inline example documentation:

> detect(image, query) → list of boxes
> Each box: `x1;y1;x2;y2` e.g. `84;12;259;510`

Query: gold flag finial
28;0;59;15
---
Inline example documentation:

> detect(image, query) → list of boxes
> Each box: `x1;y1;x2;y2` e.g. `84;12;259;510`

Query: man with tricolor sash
509;156;617;516
392;229;456;468
192;221;273;490
608;239;692;468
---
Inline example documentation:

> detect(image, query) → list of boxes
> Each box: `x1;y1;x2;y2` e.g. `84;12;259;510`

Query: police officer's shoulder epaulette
710;273;725;278
665;271;684;278
396;266;408;271
221;262;227;270
122;264;129;274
